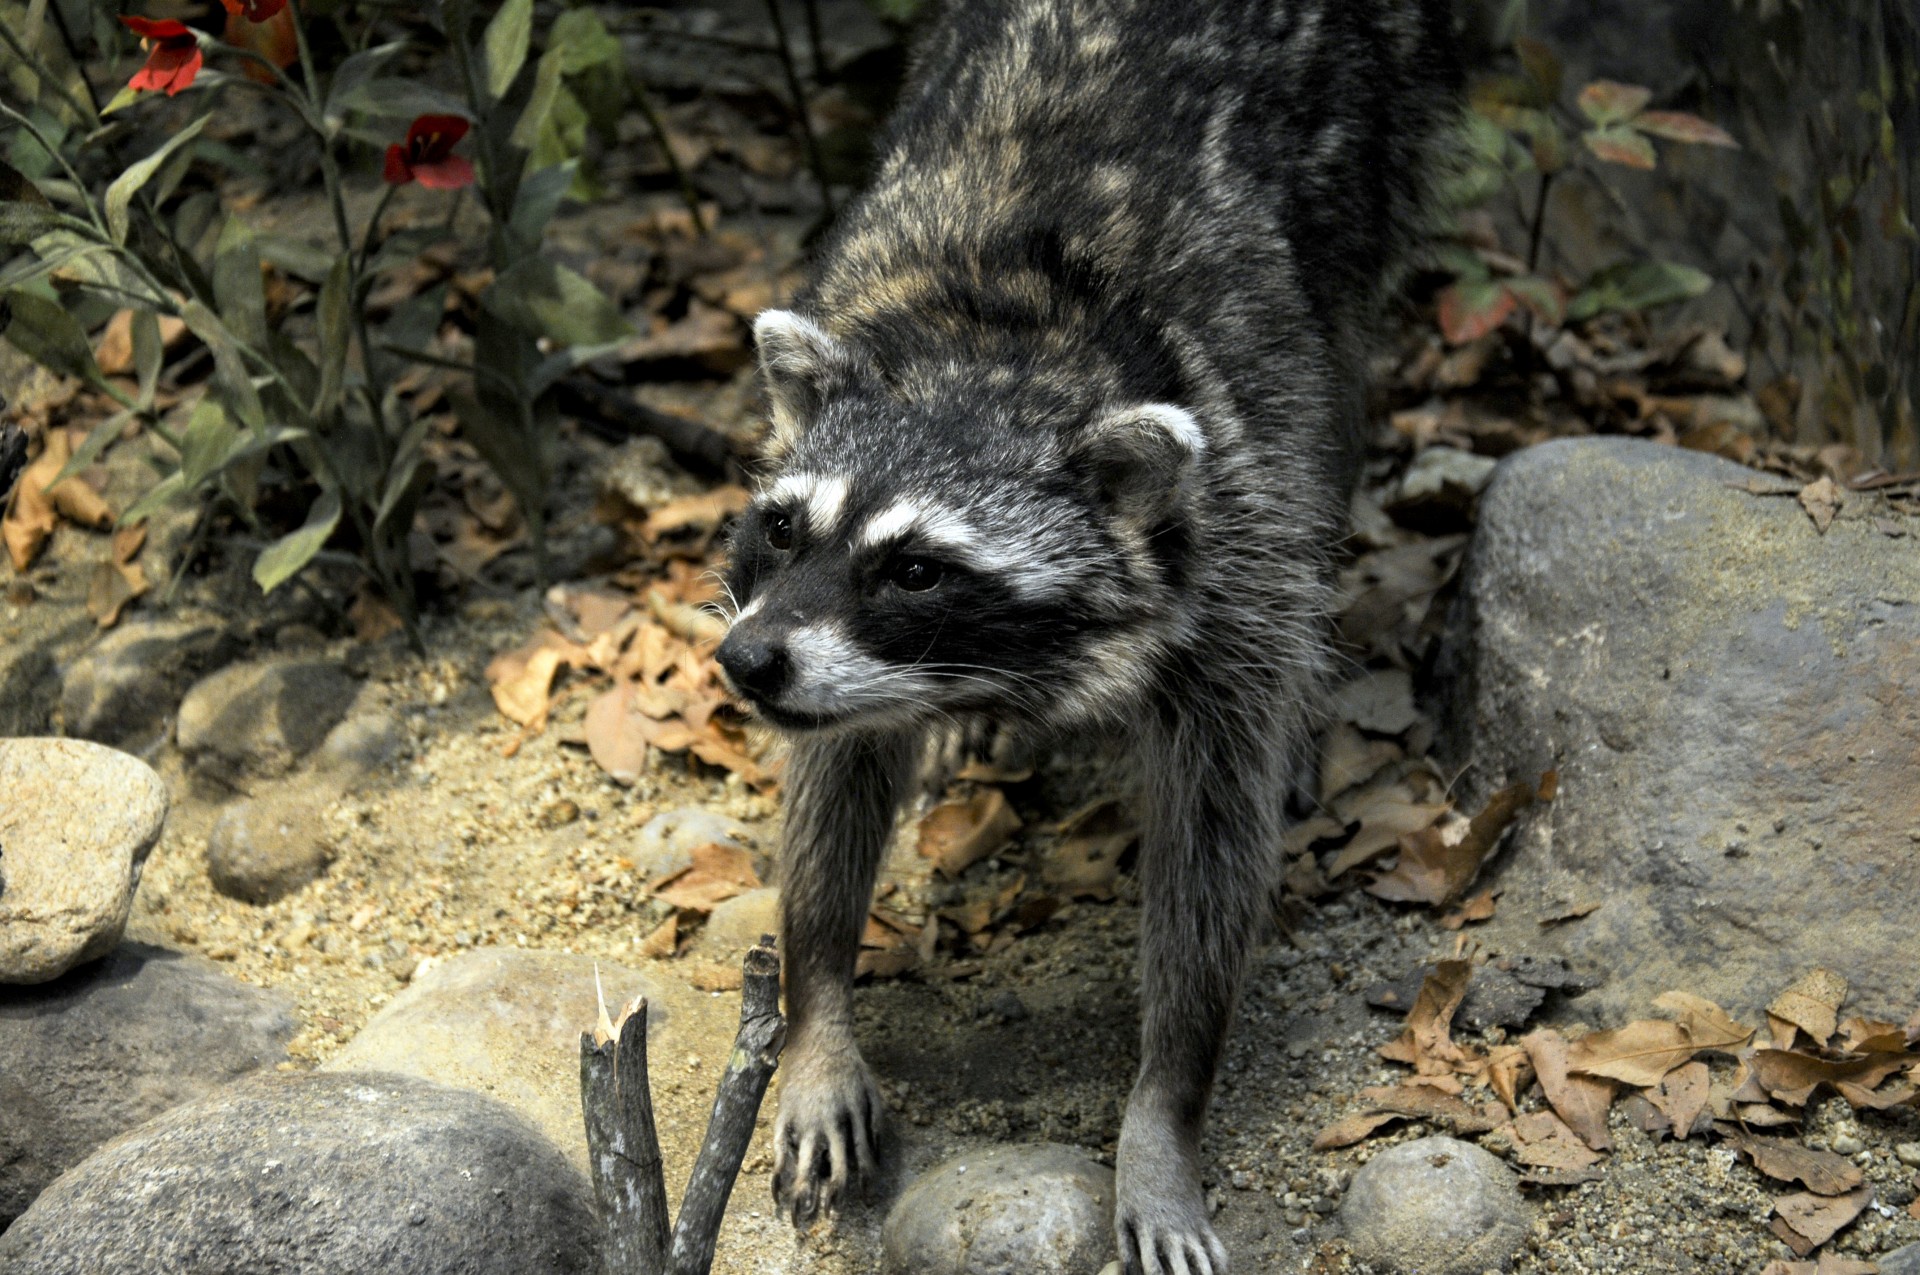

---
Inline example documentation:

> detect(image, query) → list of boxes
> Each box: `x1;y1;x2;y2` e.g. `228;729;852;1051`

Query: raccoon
715;2;1458;1270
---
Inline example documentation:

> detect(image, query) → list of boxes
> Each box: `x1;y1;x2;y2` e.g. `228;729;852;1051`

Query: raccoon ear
753;310;847;453
1074;403;1204;521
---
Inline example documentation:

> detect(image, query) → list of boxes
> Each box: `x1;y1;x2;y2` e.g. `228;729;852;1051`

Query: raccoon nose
717;633;790;702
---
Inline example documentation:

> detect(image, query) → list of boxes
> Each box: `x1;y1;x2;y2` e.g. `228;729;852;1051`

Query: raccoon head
716;309;1204;733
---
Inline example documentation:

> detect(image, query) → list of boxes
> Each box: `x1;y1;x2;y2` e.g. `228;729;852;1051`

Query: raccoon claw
1116;1208;1229;1275
770;1059;882;1228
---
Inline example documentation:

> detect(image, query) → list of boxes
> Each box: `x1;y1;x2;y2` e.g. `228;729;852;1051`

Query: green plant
1435;38;1738;344
0;0;639;645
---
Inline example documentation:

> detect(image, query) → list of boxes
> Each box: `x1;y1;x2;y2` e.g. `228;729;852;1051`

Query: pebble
314;708;407;779
322;947;700;1174
55;617;238;748
1879;1243;1920;1275
205;788;335;904
882;1143;1115;1275
698;886;779;956
0;943;295;1224
1895;1142;1920;1169
629;806;755;879
0;1072;596;1274
1831;1132;1865;1156
1336;1136;1532;1274
175;658;360;777
0;738;168;983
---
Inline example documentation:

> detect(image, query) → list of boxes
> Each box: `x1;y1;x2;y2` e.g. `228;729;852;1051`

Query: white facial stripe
856;499;981;555
784;621;927;712
763;472;851;537
730;595;763;626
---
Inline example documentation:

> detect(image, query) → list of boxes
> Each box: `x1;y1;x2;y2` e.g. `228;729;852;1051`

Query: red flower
121;17;202;97
220;0;289;19
383;115;475;190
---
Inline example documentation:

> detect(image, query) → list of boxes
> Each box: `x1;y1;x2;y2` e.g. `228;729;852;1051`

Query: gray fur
715;3;1458;1270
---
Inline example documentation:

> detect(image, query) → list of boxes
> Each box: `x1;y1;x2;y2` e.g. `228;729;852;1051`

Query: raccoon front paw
1115;1154;1229;1275
770;1051;882;1227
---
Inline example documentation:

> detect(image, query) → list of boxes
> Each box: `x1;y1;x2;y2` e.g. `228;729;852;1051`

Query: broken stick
580;935;786;1275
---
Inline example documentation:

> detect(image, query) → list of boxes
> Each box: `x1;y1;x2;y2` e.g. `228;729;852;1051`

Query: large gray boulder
0;737;168;983
1438;437;1920;1019
323;947;699;1175
0;1071;599;1275
0;943;295;1224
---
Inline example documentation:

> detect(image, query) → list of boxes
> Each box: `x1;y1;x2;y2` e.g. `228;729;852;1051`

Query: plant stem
1526;169;1554;275
0;100;106;234
357;182;399;270
628;74;706;235
0;18;96;130
761;0;834;217
801;0;828;84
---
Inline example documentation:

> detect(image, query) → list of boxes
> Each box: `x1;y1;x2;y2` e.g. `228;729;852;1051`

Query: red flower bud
122;17;203;98
383;114;475;190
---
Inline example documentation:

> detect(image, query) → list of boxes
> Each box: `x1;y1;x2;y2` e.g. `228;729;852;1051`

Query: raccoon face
716;310;1205;733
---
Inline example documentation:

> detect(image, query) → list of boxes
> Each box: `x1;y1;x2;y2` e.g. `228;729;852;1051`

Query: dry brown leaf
1833;1078;1916;1110
1043;799;1134;901
1486;1043;1532;1113
646;586;726;646
1715;1125;1865;1195
1509;1110;1604;1171
652;841;761;914
1836;1016;1908;1054
1324;779;1448;877
855;946;919;980
917;788;1022;879
638;913;679;958
688;961;743;992
1318;723;1403;803
1312;1110;1405;1151
584;682;650;786
1564;1019;1697;1088
1653;990;1755;1051
1367;780;1534;906
1522;1029;1615;1151
1769;968;1848;1048
85;558;148;627
1796;477;1844;533
1648;1060;1711;1139
1378;959;1473;1074
1356;1083;1503;1134
3;429;114;570
1537;899;1601;926
640;485;750;546
1750;1048;1914;1107
486;632;593;727
1439;887;1499;929
1773;1188;1871;1250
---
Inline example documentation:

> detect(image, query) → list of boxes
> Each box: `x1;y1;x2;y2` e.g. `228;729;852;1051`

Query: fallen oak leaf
1439;887;1499;929
1713;1124;1865;1195
651;840;761;914
1796;477;1844;533
1768;968;1848;1048
3;428;114;571
1508;1110;1604;1171
1367;779;1535;907
1378;958;1474;1074
1355;1083;1503;1134
1564;1019;1698;1088
1312;1110;1405;1151
1653;989;1755;1051
1522;1028;1615;1151
1750;1048;1915;1106
1647;1060;1711;1139
1043;798;1135;901
917;787;1022;879
1772;1188;1872;1252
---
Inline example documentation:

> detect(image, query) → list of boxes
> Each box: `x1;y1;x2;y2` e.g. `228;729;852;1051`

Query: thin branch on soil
552;376;737;481
579;936;786;1275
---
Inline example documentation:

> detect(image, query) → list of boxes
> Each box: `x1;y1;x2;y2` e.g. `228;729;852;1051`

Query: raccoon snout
716;632;791;703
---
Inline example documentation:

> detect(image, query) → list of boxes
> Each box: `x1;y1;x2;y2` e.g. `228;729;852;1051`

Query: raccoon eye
887;556;945;592
765;511;794;551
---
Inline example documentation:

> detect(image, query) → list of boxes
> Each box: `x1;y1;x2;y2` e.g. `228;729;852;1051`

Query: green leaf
313;253;352;418
484;0;535;99
450;384;543;521
176;398;239;488
212;216;268;348
256;234;338;284
549;9;622;73
1504;275;1566;326
508;45;568;151
331;78;469;124
381;280;449;357
120;470;187;526
1582;125;1656;170
483;256;633;348
373;415;435;537
1436;278;1516;345
180;299;265;429
1566;260;1713;321
1576;80;1652;126
507;159;576;248
131;309;162;407
105;115;210;244
49;405;136;488
1514;37;1563;101
253;487;341;593
0;287;108;389
323;41;408;128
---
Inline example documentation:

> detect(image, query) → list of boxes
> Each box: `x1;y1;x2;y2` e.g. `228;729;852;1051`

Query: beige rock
698;886;780;957
322;947;703;1172
0;738;168;983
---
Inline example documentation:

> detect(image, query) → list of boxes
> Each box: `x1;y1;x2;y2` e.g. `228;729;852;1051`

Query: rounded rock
0;738;168;983
0;943;294;1224
1879;1243;1920;1275
700;886;780;956
882;1143;1116;1275
56;617;238;748
630;806;754;878
205;789;335;904
0;1071;597;1275
1336;1136;1531;1274
175;658;360;777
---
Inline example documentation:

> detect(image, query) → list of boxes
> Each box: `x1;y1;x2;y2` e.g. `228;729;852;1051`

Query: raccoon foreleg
771;728;917;1225
1116;704;1295;1275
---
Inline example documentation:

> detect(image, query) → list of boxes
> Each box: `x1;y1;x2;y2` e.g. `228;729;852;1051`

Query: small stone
882;1144;1115;1275
314;709;406;779
1895;1143;1920;1168
323;948;701;1175
629;806;754;879
1831;1133;1865;1156
0;943;295;1225
1878;1243;1920;1275
56;618;238;748
0;1072;597;1274
205;789;335;904
176;658;360;777
984;990;1031;1023
0;738;168;983
698;887;780;956
1337;1136;1532;1274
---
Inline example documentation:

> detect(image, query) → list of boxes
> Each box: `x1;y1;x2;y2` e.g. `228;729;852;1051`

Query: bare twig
580;937;785;1275
801;0;829;85
761;0;835;217
552;376;736;481
668;938;786;1275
